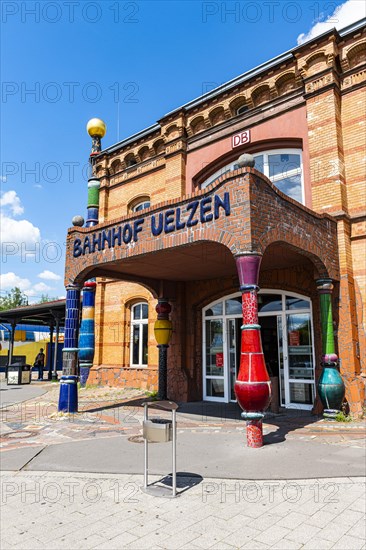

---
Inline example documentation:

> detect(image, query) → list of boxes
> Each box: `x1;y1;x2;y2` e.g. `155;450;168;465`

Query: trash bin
6;363;32;385
142;400;178;497
143;418;173;443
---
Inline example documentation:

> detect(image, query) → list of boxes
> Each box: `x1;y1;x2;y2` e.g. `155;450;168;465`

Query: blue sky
1;0;365;301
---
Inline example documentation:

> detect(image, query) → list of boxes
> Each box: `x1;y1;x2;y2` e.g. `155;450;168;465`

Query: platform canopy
0;299;66;327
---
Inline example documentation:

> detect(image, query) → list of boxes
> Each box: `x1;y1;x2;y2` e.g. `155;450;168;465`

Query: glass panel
225;297;242;315
227;320;236;400
132;304;141;320
134;201;150;212
258;294;282;312
274;174;302;203
141;303;148;319
142;324;148;365
277;316;285;406
289;382;313;405
287;313;314;381
205;320;224;376
205;302;223;316
253;154;264;174
206;378;225;398
132;325;139;364
268;153;300;178
286;296;310;310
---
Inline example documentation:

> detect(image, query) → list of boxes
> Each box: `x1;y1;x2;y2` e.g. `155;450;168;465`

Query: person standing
34;348;45;381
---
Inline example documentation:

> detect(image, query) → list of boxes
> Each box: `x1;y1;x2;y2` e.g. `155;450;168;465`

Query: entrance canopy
65;167;339;288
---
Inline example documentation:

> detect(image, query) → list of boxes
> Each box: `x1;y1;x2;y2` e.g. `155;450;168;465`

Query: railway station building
64;20;366;415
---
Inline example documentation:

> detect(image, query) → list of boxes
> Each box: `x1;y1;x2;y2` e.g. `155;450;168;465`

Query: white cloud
33;282;52;292
33;184;43;189
0;272;57;303
0;214;41;248
0;190;41;250
0;190;24;215
0;272;31;291
297;1;365;44
38;270;61;281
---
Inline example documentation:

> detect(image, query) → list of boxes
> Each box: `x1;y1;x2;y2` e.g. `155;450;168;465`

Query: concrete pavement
1;381;365;549
1;471;365;549
0;379;48;408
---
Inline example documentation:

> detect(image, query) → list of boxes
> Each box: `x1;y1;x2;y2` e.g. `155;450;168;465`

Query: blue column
58;284;81;412
78;280;97;387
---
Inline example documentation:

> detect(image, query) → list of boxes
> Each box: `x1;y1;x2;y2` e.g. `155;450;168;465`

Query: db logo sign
232;130;250;148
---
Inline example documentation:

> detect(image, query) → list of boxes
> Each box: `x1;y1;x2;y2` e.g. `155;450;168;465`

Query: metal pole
8;321;16;366
172;409;176;497
52;318;60;380
48;324;54;381
144;404;148;489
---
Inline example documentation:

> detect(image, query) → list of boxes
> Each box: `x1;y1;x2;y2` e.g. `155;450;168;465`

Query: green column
317;279;345;418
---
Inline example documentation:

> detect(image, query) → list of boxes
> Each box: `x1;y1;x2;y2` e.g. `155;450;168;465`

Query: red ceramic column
234;255;272;448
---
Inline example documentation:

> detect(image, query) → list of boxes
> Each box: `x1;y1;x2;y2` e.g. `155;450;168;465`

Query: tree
38;294;59;304
0;287;28;311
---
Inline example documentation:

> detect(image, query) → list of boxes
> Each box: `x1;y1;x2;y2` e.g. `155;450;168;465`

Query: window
237;105;248;115
133;200;150;212
130;302;148;366
253;149;303;204
200;148;304;204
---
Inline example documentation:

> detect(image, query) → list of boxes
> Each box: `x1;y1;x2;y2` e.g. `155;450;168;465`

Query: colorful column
77;118;106;387
58;284;81;413
234;255;272;448
317;279;345;418
86;177;100;227
154;299;172;400
78;281;97;387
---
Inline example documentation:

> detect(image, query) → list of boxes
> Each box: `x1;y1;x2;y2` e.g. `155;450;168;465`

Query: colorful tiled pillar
154;299;172;400
58;284;81;413
316;279;345;418
234;255;272;448
77;118;106;387
78;281;97;387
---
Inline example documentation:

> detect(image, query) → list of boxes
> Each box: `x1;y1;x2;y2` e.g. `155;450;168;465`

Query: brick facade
65;22;366;413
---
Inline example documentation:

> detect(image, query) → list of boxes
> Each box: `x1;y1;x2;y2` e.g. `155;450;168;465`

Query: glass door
285;312;315;408
203;319;225;401
227;319;240;401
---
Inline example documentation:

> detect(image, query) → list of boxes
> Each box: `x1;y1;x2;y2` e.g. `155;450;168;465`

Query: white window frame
253;148;304;204
200;148;304;204
132;200;151;212
130;302;148;367
202;290;315;409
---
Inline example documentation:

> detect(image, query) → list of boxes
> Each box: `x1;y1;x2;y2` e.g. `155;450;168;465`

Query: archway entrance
203;290;315;409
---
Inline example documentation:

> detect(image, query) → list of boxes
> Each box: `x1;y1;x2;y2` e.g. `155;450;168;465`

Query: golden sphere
86;118;106;138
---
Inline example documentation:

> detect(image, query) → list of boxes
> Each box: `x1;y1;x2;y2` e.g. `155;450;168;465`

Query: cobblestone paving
1;382;365;452
1;471;365;549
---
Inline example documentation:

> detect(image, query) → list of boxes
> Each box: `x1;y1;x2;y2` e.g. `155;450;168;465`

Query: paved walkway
1;471;365;549
0;379;48;408
1;382;365;548
1;381;365;478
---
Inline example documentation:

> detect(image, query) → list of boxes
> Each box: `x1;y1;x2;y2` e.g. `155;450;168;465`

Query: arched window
130;196;151;213
130;302;148;366
200;148;304;204
236;105;248;115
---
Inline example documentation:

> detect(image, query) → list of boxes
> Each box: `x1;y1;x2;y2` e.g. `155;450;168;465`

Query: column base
246;420;263;448
79;366;91;388
58;375;78;413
